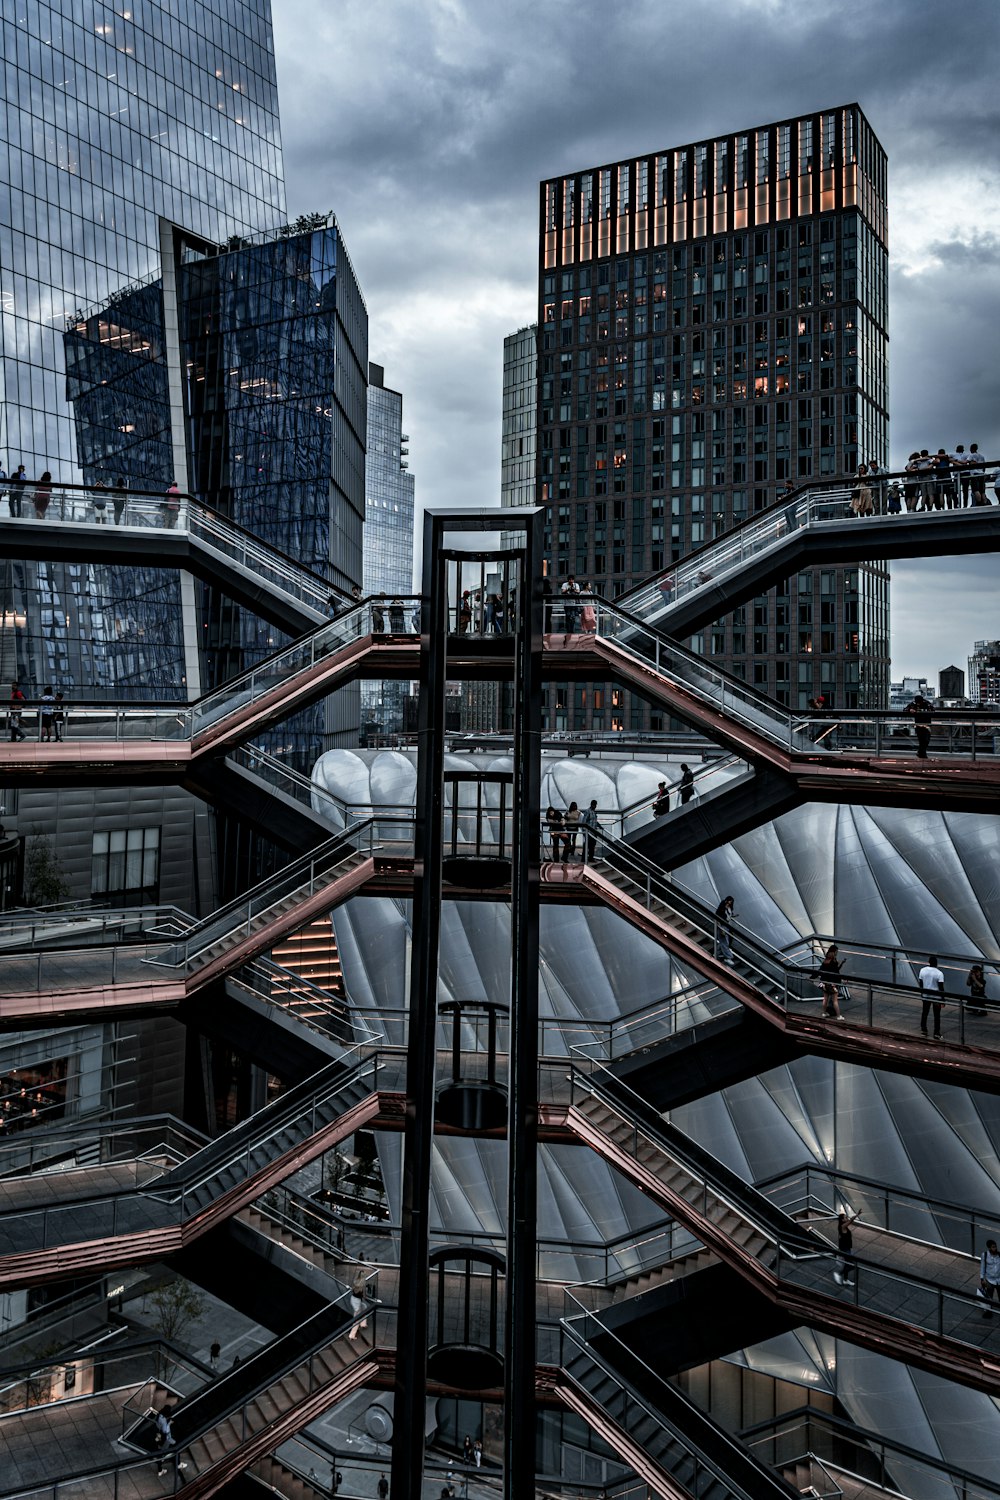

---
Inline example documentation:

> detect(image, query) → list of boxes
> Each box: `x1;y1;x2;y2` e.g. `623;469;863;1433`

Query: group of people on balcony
544;800;601;862
0;467;182;526
850;446;995;516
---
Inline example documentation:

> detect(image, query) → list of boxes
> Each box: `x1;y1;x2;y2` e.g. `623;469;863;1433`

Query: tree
148;1278;207;1346
23;833;71;906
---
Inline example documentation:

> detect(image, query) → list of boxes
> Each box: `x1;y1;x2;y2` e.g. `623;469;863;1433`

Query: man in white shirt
918;954;945;1040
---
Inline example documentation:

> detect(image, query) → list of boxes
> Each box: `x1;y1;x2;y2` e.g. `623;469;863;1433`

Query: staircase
560;1333;797;1500
271;918;345;1000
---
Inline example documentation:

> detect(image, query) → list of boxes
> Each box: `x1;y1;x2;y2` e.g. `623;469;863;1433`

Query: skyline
269;0;1000;680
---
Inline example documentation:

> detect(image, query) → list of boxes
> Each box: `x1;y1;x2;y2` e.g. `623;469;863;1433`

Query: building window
92;827;161;907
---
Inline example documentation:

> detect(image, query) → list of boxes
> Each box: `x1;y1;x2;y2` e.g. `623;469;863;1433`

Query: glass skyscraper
61;218;368;754
361;363;415;739
0;0;285;478
537;105;890;729
501;324;537;508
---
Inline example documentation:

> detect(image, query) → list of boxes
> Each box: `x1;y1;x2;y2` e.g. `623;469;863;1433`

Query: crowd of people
8;683;66;743
849;446;996;516
0;467;182;526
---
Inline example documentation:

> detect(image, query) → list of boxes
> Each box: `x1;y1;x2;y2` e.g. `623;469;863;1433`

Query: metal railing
621;462;1000;630
0;1049;399;1260
740;1405;1000;1500
558;1286;790;1500
584;834;1000;1050
145;824;384;971
553;1059;1000;1365
756;1161;1000;1261
0;479;343;618
546;595;1000;760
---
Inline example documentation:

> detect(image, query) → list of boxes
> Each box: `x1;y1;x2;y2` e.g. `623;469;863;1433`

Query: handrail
0;1051;397;1259
556;1057;1000;1359
0;477;353;609
559;1285;791;1500
754;1160;1000;1261
144;823;384;971
587;833;1000;1048
739;1404;1000;1500
549;595;1000;761
618;461;1000;620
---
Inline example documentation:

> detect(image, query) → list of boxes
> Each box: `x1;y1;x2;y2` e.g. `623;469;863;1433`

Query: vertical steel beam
504;507;543;1497
391;511;446;1500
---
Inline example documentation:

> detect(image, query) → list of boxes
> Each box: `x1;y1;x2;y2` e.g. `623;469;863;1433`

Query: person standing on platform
162;480;181;528
560;575;581;634
563;802;580;860
33;471;52;519
979;1239;1000;1316
818;943;845;1020
906;694;933;759
112;475;128;526
966;963;988;1016
8;684;26;742
579;800;600;863
10;464;26;517
39;686;56;743
833;1210;860;1286
918;955;946;1039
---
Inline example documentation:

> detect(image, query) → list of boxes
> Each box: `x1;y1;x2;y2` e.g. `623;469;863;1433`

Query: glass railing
0;1049;401;1261
146;823;387;972
741;1406;1000;1500
0;479;344;619
552;1059;1000;1369
585;835;1000;1051
756;1161;1000;1261
0;903;188;950
545;595;1000;761
1;600;420;748
546;597;819;753
774;924;1000;1002
607;752;751;839
558;1287;791;1500
621;463;1000;633
0;1114;206;1183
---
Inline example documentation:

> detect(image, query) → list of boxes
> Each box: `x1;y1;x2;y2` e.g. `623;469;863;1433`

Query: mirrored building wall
0;0;285;480
59;220;368;755
362;363;416;739
0;0;287;705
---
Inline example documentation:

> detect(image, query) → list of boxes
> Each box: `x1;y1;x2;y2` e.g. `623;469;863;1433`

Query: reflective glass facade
501;324;537;508
361;364;415;738
0;0;285;478
0;0;286;703
537;106;890;726
61;221;368;756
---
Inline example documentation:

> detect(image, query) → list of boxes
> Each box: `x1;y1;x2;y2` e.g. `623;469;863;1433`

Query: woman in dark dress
819;943;844;1020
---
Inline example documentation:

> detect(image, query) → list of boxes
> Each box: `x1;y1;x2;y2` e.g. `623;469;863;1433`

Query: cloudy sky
271;0;1000;683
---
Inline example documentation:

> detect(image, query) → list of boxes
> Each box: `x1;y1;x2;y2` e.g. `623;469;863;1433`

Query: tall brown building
536;105;889;731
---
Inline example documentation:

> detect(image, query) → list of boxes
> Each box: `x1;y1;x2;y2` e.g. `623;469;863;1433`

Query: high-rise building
0;0;286;480
968;641;1000;705
537;105;889;731
61;216;368;756
362;363;415;740
501;325;537;507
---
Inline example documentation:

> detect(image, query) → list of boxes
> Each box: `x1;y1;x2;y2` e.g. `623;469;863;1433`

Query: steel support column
392;510;447;1500
504;508;543;1497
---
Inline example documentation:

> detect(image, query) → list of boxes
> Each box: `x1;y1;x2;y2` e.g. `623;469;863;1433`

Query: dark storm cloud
272;0;1000;663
